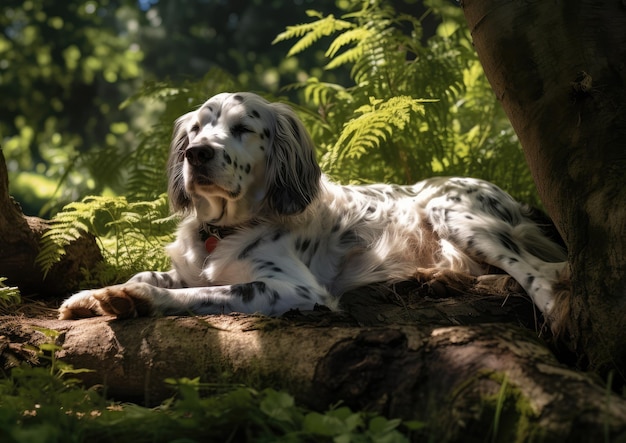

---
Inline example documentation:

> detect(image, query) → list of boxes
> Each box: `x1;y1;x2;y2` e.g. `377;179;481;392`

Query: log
2;283;626;442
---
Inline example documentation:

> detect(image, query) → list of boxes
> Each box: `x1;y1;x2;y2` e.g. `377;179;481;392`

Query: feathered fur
59;92;569;324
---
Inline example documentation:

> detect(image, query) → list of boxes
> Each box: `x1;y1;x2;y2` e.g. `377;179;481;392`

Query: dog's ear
263;103;321;215
167;112;192;213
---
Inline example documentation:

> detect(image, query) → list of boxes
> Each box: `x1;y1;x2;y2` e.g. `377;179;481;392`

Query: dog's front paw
59;283;156;320
58;289;106;320
92;283;155;319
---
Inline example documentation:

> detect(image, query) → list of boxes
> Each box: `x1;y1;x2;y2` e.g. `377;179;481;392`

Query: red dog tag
205;236;219;254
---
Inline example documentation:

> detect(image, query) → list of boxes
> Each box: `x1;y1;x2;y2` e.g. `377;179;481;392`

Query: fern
276;0;538;203
324;27;371;69
294;77;347;111
333;96;432;164
37;195;176;286
0;277;21;309
272;10;353;58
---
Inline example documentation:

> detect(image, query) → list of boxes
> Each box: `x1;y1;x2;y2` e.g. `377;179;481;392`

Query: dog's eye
231;124;253;137
189;124;200;136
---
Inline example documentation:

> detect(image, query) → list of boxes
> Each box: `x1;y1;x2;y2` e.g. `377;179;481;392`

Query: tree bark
461;0;626;378
2;306;626;442
0;147;102;296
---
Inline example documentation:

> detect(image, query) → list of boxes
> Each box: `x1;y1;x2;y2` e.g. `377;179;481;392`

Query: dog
59;92;569;322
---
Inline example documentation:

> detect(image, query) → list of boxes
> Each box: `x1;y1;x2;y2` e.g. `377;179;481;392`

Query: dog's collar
199;221;258;254
199;224;238;242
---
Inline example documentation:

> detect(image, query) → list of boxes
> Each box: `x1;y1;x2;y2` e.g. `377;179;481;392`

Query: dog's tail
520;205;568;262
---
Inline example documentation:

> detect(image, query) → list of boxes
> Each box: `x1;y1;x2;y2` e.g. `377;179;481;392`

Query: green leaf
259;389;296;422
273;14;353;57
0;277;21;308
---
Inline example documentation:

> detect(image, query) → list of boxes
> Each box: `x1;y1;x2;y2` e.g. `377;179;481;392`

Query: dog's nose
185;145;215;166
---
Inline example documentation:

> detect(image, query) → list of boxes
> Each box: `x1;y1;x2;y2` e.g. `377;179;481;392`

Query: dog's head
167;92;321;224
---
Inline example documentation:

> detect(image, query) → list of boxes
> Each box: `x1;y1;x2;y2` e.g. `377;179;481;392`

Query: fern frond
0;277;21;309
325;27;371;59
333;96;431;164
300;77;347;107
349;26;401;88
272;11;324;42
326;46;364;71
37;194;175;285
273;13;353;58
119;81;187;110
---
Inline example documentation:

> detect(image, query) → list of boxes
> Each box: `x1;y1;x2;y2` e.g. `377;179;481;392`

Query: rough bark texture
461;0;626;378
0;148;102;295
2;304;626;442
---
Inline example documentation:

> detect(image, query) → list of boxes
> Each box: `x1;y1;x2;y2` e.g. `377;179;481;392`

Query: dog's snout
185;145;215;166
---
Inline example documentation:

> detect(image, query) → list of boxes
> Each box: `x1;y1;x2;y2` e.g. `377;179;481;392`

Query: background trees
0;0;144;213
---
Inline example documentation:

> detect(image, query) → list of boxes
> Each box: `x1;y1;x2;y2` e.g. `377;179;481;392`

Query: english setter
59;92;569;322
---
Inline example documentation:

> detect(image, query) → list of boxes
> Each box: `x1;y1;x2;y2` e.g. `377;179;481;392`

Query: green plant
491;375;508;443
0;278;21;310
481;373;539;443
275;0;537;204
36;195;175;286
1;360;422;443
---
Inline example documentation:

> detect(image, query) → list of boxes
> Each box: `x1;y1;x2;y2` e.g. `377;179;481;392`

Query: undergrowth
0;278;21;310
36;195;176;286
0;331;424;442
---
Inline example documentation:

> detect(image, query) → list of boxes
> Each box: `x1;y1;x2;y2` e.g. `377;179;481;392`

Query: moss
440;371;547;443
478;372;545;443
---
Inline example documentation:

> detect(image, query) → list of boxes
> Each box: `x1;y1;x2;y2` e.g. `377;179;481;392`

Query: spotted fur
59;92;569;321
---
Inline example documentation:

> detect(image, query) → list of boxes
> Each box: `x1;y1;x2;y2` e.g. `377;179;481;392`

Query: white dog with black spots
60;92;570;325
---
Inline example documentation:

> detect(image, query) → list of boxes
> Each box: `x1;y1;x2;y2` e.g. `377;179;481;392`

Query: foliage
0;355;422;443
277;0;537;204
330;95;434;167
0;0;145;214
36;194;175;286
0;278;21;309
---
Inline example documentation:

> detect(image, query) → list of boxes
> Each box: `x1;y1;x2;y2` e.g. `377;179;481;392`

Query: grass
491;375;508;443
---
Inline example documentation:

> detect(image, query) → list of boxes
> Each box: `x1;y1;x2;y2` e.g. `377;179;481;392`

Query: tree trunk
461;0;626;379
0;147;102;296
2;306;626;442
